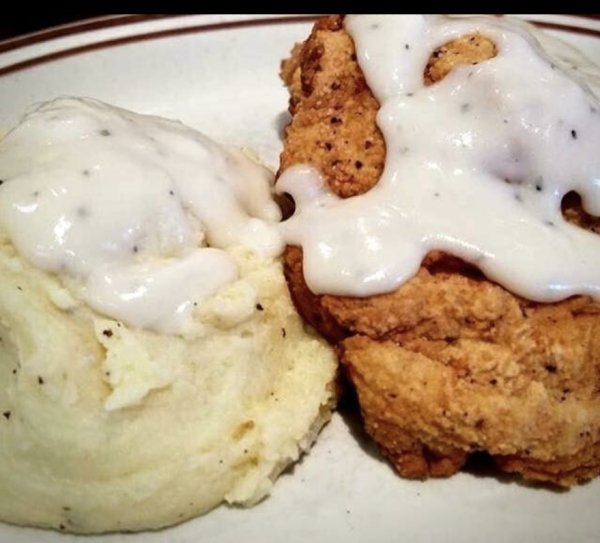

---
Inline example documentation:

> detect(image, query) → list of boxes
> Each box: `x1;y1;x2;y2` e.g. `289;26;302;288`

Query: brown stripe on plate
0;14;597;56
535;20;600;37
0;15;185;54
568;14;600;20
0;15;598;79
0;15;321;78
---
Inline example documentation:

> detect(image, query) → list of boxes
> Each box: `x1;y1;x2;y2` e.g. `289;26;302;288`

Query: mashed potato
0;99;337;533
0;239;336;533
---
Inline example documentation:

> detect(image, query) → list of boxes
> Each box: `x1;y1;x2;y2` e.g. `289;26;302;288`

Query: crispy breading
279;15;600;486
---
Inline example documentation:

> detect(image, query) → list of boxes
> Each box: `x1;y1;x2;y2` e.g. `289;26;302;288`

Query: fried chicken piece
279;15;600;486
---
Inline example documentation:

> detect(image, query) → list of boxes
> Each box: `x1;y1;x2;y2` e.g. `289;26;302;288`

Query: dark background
0;15;102;40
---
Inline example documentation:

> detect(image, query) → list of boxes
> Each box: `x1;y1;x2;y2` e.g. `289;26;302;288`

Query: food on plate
0;98;336;533
276;15;600;486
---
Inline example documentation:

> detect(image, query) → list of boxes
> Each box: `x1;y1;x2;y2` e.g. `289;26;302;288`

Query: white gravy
0;98;282;332
276;15;600;301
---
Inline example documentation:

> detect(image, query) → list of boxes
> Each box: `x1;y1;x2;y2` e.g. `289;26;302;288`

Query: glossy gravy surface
0;98;282;332
277;15;600;301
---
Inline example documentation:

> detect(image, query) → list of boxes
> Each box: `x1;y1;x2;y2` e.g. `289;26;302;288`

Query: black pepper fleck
571;129;578;139
132;245;139;254
102;329;113;338
169;190;175;196
2;411;10;420
38;376;44;385
406;92;414;97
355;160;363;170
281;328;287;338
489;379;498;386
404;43;411;50
545;220;555;227
325;142;333;151
330;117;342;125
256;303;264;311
59;524;66;531
17;286;22;292
77;206;90;219
0;179;4;186
545;364;557;373
99;129;111;137
460;103;471;113
82;169;90;177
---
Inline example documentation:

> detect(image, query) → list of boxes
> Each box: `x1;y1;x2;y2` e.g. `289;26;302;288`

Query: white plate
0;14;599;543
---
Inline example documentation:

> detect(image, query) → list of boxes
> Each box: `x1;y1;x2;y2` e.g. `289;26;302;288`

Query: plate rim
0;14;599;79
0;11;599;543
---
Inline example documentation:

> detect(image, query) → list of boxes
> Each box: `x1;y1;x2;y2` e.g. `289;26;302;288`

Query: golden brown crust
278;15;385;198
341;312;600;486
425;33;497;84
279;15;600;486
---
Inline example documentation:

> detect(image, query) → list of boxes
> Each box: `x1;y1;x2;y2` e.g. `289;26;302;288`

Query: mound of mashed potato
0;98;337;534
